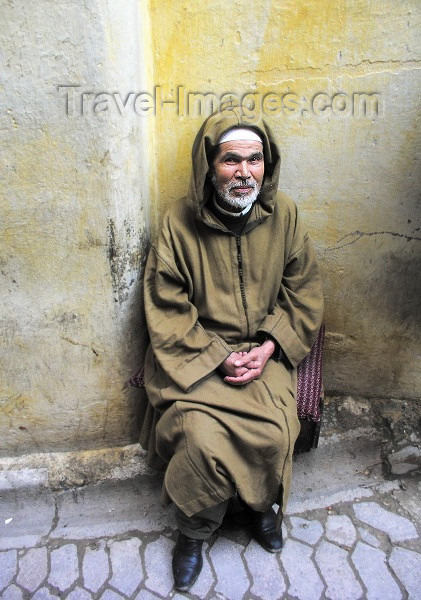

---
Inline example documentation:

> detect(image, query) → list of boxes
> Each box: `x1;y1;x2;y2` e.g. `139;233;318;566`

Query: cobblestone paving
1;492;420;599
1;442;420;599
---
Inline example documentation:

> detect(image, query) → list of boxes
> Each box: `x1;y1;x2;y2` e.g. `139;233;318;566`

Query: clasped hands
219;339;276;385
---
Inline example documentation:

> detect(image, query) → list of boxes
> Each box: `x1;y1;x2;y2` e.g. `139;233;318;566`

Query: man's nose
235;161;250;179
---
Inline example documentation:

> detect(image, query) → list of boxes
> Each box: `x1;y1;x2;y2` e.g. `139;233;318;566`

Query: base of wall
322;395;421;444
0;444;151;492
1;396;419;492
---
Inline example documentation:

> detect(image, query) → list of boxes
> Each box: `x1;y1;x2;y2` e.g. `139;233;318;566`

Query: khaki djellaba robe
141;109;324;518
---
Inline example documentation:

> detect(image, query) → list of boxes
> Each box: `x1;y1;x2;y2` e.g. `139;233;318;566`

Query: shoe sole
174;566;202;592
260;543;283;553
254;537;283;553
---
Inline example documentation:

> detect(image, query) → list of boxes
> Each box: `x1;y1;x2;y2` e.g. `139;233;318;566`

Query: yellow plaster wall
1;0;419;460
147;0;421;399
0;0;152;456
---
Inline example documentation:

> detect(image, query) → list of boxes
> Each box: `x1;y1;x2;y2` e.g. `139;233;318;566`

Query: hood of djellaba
188;107;281;221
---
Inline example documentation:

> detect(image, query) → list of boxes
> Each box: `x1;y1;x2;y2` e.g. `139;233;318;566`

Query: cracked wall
0;0;420;459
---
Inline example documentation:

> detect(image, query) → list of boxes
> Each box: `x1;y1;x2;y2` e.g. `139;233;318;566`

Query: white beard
211;173;261;209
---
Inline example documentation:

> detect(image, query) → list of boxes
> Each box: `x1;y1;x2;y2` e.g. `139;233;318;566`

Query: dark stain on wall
107;218;149;304
364;243;421;329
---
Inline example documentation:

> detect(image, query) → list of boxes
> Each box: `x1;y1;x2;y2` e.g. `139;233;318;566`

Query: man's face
211;140;264;210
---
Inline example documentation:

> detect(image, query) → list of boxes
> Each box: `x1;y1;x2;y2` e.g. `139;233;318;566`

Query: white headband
218;127;263;145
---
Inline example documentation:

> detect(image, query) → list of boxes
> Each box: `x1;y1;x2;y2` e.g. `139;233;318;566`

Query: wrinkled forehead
214;139;264;162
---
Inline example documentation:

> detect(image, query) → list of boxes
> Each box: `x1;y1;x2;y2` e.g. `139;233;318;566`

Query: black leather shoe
251;507;283;553
172;532;204;591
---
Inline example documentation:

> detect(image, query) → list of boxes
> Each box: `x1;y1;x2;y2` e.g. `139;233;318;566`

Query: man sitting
143;109;324;591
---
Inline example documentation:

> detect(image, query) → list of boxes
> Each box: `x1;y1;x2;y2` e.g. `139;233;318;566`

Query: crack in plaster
326;230;421;252
244;59;421;83
61;336;102;356
44;494;60;541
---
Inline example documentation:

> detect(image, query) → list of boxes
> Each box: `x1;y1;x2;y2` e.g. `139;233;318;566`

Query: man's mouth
230;185;254;195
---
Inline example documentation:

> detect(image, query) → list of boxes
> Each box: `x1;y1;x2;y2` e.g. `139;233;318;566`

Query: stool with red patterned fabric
295;324;325;453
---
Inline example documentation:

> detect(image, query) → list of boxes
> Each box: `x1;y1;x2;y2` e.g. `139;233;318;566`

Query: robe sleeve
257;216;324;368
144;246;232;393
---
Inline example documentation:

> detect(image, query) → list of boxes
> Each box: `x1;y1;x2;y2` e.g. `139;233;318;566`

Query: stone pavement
1;428;420;599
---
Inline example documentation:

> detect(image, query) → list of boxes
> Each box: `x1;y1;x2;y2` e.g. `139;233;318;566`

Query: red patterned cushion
128;363;145;389
296;324;325;422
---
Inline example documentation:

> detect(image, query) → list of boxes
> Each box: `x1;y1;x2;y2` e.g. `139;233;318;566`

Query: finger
239;368;261;382
233;356;248;367
224;376;249;386
222;365;249;378
241;360;261;369
233;367;249;377
233;354;257;367
224;369;260;385
235;348;263;364
224;354;241;369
